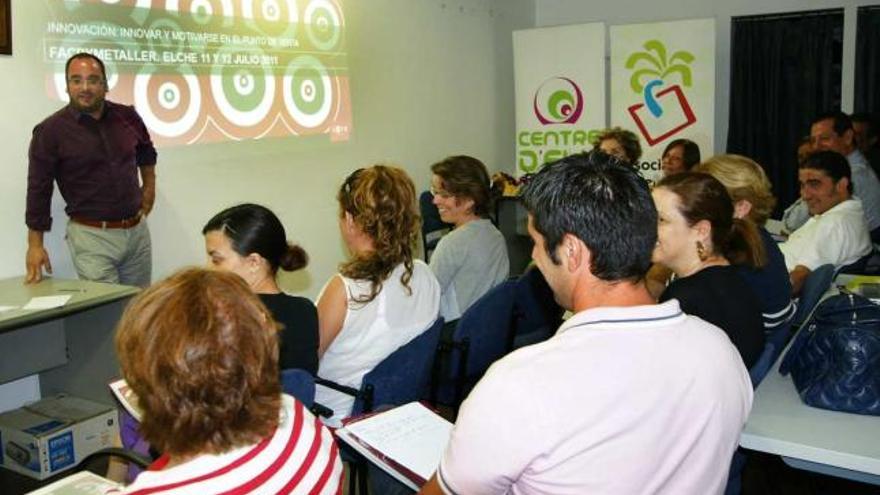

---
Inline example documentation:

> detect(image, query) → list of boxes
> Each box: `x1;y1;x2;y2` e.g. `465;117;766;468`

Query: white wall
0;0;536;299
536;0;866;154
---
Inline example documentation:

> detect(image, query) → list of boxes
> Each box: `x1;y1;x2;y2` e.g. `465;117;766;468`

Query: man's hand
25;245;52;284
790;265;811;296
139;165;156;217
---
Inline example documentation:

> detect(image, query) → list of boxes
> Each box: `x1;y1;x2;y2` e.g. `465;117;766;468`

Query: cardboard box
0;395;117;480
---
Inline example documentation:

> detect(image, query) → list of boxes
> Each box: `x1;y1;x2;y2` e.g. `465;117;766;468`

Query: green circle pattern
547;90;574;121
290;67;326;115
220;67;266;112
307;6;340;50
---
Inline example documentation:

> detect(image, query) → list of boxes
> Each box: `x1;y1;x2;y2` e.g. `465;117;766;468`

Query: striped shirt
114;394;342;495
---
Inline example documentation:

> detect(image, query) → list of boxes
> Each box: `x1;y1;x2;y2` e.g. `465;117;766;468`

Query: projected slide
42;0;351;146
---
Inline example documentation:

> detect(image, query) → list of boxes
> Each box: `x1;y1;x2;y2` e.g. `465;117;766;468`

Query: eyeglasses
429;186;453;199
67;76;105;87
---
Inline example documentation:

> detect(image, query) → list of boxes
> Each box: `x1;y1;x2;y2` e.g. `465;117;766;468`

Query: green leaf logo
625;40;695;94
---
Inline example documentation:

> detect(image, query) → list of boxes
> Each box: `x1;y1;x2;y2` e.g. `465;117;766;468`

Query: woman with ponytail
203;203;318;374
316;165;440;425
652;172;765;368
695;155;796;330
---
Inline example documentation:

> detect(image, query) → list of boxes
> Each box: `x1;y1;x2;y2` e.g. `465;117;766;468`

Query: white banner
513;23;606;176
610;19;715;183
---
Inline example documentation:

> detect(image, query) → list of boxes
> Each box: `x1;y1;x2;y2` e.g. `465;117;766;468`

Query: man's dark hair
65;52;107;81
663;138;701;171
812;111;853;137
800;150;853;195
521;151;657;282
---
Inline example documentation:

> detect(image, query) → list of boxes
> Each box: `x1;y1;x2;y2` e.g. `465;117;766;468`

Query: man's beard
69;93;105;114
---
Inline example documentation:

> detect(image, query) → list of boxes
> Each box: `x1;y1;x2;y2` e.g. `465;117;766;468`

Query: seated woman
652;172;765;368
695;155;796;329
317;165;440;425
592;127;643;168
203;203;319;374
661;138;701;177
429;155;508;321
115;268;342;493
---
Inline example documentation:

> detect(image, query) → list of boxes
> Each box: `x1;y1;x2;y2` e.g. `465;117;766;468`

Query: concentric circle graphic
157;82;181;110
242;0;298;40
283;55;332;128
210;48;276;127
164;0;234;23
532;77;584;125
304;0;341;51
134;64;201;137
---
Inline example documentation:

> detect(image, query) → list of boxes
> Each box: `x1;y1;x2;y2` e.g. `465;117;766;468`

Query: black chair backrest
353;317;445;415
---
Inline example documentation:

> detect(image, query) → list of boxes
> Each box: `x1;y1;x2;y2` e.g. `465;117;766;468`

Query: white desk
0;276;139;405
740;349;880;485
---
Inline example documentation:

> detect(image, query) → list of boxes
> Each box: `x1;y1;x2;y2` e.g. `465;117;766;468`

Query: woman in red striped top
112;268;342;494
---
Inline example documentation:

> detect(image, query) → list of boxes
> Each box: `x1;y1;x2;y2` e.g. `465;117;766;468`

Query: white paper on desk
0;305;17;313
22;295;72;310
344;402;453;480
25;470;121;494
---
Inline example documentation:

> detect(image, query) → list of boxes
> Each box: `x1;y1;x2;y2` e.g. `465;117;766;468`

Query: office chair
726;338;783;495
419;191;451;262
511;267;563;349
432;280;517;408
315;317;444;494
791;264;835;329
280;368;333;418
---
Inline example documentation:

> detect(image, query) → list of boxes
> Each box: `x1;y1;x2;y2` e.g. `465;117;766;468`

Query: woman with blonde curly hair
316;165;440;425
695;155;795;329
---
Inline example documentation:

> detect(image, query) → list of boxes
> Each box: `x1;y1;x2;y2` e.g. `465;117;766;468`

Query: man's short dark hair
521;151;657;282
800;150;853;195
65;52;107;81
812;111;853;137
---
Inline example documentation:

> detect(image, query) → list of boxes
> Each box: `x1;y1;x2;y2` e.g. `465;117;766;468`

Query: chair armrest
310;401;335;419
315;377;361;397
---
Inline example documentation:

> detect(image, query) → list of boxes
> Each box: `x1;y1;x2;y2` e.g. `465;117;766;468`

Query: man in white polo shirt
419;151;753;495
780;150;873;295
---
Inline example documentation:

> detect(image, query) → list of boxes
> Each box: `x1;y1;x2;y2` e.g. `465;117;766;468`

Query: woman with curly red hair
115;268;342;494
316;165;440;425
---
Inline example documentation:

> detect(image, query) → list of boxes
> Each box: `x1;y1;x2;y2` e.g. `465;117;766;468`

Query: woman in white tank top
316;165;440;425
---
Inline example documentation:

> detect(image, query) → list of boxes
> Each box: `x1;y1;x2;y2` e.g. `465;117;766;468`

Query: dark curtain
727;10;843;216
855;6;880;112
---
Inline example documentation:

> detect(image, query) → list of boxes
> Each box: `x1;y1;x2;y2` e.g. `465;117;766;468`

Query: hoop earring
696;241;708;262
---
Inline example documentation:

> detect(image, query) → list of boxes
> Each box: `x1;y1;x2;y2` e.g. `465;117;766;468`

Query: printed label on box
24;420;65;436
48;431;74;472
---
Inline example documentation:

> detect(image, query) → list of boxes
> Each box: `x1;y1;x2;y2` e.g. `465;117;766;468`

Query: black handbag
779;290;880;415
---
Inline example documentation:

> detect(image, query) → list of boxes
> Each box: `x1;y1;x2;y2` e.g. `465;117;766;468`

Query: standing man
783;111;880;239
420;152;752;495
26;52;156;287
